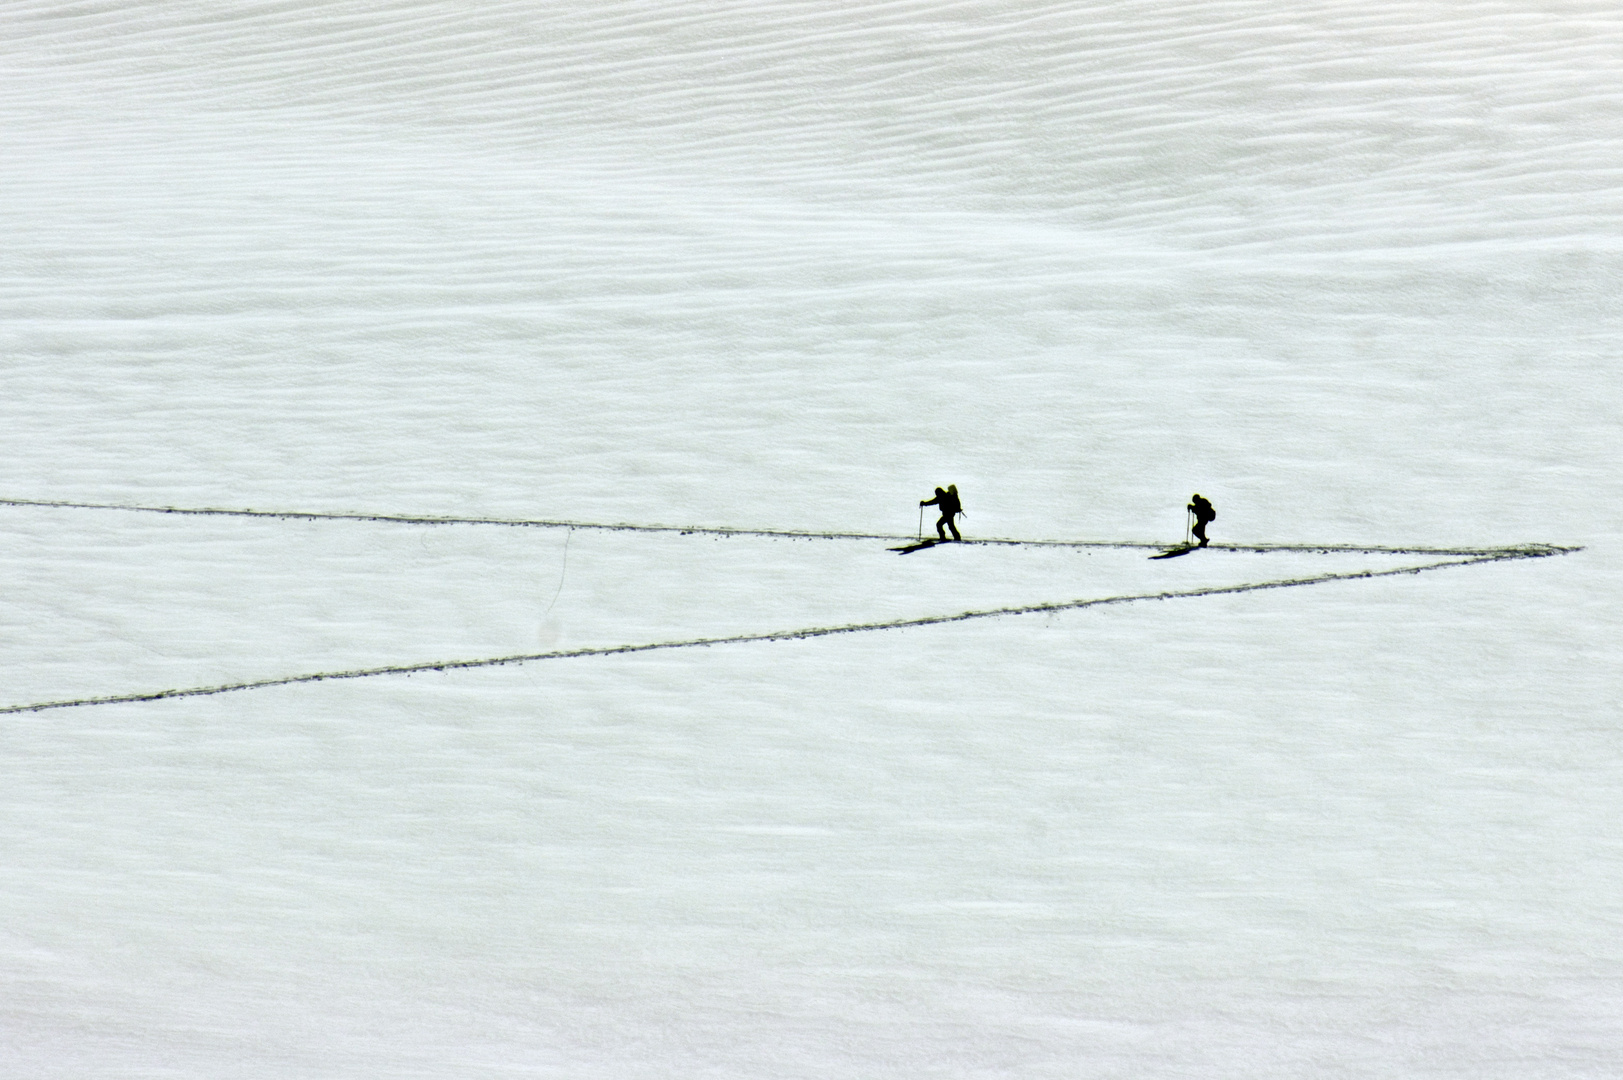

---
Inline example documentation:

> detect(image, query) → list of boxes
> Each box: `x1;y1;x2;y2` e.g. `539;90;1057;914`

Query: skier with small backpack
1187;493;1216;547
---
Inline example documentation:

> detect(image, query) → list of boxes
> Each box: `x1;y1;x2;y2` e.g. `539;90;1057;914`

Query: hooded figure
921;484;963;541
1187;493;1216;547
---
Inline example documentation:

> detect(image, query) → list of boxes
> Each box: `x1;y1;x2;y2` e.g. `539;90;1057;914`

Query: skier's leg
935;514;948;540
948;517;961;541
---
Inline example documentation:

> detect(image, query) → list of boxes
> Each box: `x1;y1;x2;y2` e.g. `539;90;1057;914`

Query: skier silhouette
921;484;963;541
1187;493;1216;547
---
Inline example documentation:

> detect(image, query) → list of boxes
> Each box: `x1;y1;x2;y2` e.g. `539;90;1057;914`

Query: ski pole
1185;507;1192;546
918;504;924;540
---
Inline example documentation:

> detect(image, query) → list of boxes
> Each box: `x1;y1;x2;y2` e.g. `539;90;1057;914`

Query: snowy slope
2;1;1620;1076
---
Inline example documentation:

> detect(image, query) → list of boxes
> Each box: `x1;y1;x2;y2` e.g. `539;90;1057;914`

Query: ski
1150;544;1196;560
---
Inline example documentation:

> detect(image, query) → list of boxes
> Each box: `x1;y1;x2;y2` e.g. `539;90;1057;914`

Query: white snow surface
2;1;1620;1075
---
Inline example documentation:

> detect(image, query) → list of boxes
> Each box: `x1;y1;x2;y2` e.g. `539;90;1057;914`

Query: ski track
0;497;1550;558
0;499;1574;715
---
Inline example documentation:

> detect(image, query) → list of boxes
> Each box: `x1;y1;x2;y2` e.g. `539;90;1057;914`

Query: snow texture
1;1;1619;1076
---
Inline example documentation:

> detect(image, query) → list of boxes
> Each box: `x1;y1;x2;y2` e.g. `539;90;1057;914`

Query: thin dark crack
0;546;1574;716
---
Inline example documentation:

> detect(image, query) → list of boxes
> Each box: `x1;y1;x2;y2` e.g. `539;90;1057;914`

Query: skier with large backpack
921;484;963;541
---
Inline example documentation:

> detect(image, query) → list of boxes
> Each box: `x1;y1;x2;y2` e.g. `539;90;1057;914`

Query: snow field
1;0;1621;1075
